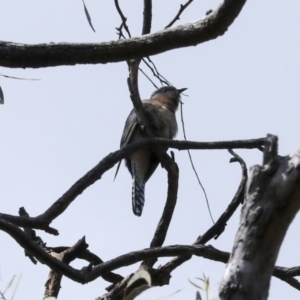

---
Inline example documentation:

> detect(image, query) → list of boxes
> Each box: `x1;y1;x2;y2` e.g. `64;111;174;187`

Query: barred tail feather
132;177;145;217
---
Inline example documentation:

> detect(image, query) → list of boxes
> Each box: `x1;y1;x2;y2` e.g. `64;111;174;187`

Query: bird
116;86;187;216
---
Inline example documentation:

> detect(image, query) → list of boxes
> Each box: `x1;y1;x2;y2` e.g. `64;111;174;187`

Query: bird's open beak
177;88;187;94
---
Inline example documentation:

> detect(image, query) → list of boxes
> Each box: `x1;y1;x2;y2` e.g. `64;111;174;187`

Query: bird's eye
162;88;166;93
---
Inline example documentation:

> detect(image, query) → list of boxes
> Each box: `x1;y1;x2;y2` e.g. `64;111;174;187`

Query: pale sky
0;1;300;299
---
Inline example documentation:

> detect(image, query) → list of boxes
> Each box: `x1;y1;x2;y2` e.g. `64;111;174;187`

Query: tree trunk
219;140;300;300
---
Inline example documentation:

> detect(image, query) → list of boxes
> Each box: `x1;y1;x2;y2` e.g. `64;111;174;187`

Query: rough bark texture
0;0;246;69
219;146;300;300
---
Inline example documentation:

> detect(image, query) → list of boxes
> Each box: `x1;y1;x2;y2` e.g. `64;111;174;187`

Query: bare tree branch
19;208;124;286
0;217;125;285
195;149;247;244
0;218;84;282
273;266;300;291
165;0;194;29
275;266;300;277
180;101;214;223
114;0;131;38
142;0;152;35
149;159;178;250
0;0;247;68
160;150;248;274
44;237;88;299
0;137;265;231
101;246;300;296
138;67;159;89
2;212;300;297
0;212;58;234
0;215;227;284
3;1;299;300
263;133;278;164
219;137;300;300
141;57;170;87
142;154;179;269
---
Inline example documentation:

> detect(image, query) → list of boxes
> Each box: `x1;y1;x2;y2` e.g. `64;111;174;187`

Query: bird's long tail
132;177;145;217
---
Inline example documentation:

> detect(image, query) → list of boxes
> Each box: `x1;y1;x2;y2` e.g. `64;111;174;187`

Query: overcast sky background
0;1;300;299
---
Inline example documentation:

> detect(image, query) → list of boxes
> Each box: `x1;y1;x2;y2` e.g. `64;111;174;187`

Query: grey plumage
117;86;187;216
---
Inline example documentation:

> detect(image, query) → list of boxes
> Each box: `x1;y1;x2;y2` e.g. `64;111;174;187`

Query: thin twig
115;0;170;88
161;150;248;273
142;0;152;35
0;290;7;300
142;57;171;86
138;67;158;89
115;23;126;40
0;137;265;230
146;56;173;85
180;101;214;223
195;150;247;244
114;0;131;38
165;0;194;29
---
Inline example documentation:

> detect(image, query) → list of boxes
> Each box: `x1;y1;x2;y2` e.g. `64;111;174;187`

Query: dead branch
0;137;265;231
114;0;131;38
160;150;247;274
0;0;247;68
44;237;88;299
273;266;300;291
142;0;152;35
219;136;300;300
2;210;300;298
165;0;194;29
196;149;247;244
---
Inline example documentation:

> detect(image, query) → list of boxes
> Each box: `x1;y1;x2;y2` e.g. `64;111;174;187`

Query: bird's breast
144;102;178;139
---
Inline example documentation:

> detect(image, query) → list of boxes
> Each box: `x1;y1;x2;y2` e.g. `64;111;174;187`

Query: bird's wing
114;109;139;180
120;109;139;147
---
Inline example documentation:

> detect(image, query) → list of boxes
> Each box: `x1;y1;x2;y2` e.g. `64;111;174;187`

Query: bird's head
150;86;187;112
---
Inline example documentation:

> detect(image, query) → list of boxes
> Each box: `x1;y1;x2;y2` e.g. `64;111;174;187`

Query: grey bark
0;0;246;69
219;142;300;300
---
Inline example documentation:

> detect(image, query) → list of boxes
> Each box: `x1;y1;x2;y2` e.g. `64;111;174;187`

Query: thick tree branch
0;218;85;283
18;208;124;287
0;137;265;230
99;250;300;299
1;214;299;296
149;158;179;248
0;218;124;285
0;0;246;68
91;244;228;281
219;139;300;300
44;237;88;299
139;152;179;269
274;266;300;278
0;216;226;283
273;266;300;291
